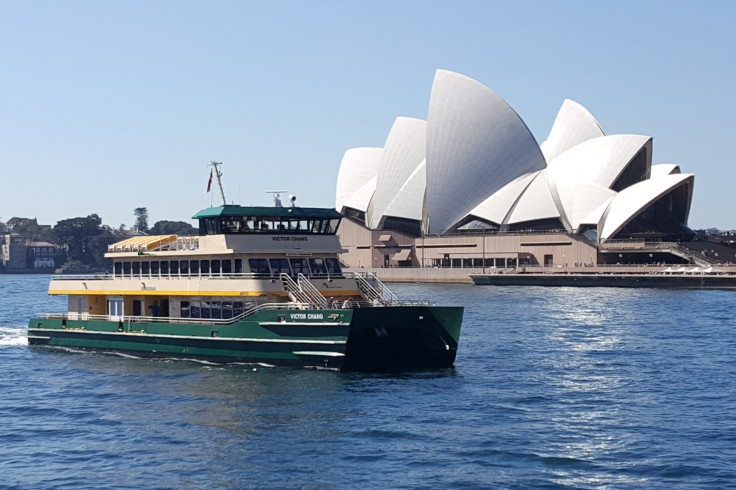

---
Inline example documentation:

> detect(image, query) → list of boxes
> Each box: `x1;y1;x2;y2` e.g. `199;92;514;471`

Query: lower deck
28;304;464;371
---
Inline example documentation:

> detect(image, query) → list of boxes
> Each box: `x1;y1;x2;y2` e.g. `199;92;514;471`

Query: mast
210;161;227;206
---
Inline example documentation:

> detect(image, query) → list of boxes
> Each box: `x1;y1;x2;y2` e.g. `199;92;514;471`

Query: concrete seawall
350;266;736;289
470;273;736;289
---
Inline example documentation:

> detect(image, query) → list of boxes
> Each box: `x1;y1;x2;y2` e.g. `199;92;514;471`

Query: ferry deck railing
37;294;432;328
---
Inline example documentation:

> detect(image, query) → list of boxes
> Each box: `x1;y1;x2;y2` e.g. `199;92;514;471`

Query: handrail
52;271;350;281
353;271;399;306
297;273;328;308
279;273;316;306
39;302;315;326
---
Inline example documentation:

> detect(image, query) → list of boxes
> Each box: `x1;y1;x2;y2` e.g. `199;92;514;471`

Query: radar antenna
266;190;288;207
210;161;227;206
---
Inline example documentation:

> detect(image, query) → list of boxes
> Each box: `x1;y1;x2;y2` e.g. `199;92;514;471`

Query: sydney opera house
335;70;697;271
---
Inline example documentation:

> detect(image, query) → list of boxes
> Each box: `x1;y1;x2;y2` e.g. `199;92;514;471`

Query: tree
149;220;198;236
5;217;54;242
134;207;149;233
53;214;103;264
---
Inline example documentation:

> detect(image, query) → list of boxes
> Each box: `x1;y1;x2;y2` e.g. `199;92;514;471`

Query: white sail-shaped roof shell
540;99;605;163
547;134;652;190
549;177;617;233
598;173;694;242
335;147;384;213
465;172;537;226
505;169;560;225
367;117;426;229
341;176;378;216
425;69;547;235
382;159;426;223
650;163;681;178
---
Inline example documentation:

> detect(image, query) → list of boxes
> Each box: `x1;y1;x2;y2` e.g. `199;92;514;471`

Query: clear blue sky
1;1;734;230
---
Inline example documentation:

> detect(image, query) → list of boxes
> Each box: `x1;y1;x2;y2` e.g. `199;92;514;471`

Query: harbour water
2;274;735;489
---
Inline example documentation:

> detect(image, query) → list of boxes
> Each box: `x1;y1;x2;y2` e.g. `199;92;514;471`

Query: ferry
27;168;463;371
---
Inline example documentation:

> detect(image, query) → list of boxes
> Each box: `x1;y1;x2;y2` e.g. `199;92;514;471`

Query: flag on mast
207;169;213;192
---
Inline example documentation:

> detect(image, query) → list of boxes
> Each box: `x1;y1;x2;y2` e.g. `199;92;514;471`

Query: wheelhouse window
151;261;160;276
170;261;179;275
180;260;189;275
196;212;342;236
211;260;221;275
132;262;141;275
200;260;210;275
161;261;169;275
222;259;232;275
190;260;199;275
114;262;123;276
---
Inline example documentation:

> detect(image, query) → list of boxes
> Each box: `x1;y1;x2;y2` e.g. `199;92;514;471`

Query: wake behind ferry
27;166;463;371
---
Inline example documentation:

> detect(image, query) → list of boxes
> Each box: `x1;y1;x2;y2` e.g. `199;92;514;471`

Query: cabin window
142;262;150;275
190;260;199;275
170;261;179;275
325;258;342;275
234;258;243;274
200;260;210;275
123;262;131;276
269;258;291;276
151;261;160;276
182;300;247;319
222;259;231;275
132;262;141;275
161;261;169;275
248;258;270;275
114;262;123;276
180;260;189;275
309;258;327;275
210;301;222;319
290;258;310;275
199;301;211;319
211;260;221;275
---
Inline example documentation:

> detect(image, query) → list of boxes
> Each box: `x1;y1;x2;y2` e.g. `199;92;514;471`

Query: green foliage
149;220;197;236
53;214;103;263
134;207;149;232
5;217;54;242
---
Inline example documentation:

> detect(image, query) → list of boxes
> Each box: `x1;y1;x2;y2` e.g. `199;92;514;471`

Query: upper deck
106;205;345;258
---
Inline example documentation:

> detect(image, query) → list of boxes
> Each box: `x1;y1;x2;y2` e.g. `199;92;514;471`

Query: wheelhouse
193;205;342;236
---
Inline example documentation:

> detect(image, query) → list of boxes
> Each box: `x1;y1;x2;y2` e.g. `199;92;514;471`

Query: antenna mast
210;161;227;206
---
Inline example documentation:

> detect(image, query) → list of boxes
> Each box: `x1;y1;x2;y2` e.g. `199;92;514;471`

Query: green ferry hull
27;306;463;371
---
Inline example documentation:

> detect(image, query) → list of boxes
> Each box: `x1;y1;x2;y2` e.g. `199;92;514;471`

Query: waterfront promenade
351;264;736;284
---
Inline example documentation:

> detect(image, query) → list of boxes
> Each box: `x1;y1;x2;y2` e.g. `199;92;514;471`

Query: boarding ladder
354;272;399;306
297;273;329;309
279;273;328;309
